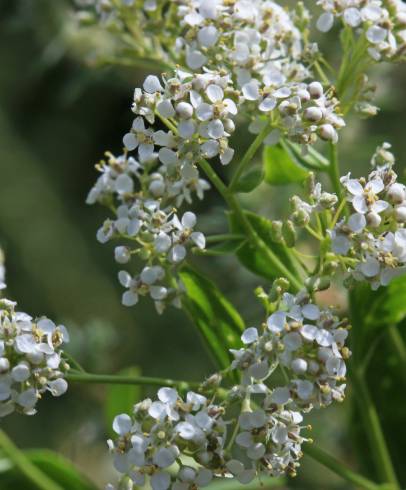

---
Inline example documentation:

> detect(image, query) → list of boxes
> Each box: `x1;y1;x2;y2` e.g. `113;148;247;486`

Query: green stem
352;371;400;488
313;60;330;85
387;325;406;386
229;125;271;191
66;371;200;390
198;159;303;291
327;143;343;202
303;443;384;490
0;430;63;490
205;234;245;244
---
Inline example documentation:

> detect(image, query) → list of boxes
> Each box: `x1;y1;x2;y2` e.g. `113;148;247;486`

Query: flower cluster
317;0;406;61
230;407;307;479
130;71;238;165
248;81;345;146
107;388;226;490
76;0;160;30
332;143;406;289
176;0;309;83
107;288;348;489
231;291;350;411
87;135;208;312
0;298;69;418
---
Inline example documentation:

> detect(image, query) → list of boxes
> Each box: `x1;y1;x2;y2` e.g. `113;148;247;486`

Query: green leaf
0;450;97;490
233;168;264;193
179;266;244;370
350;276;406;362
105;366;142;437
282;140;329;170
195;237;247;256
229;211;301;283
263;143;309;185
354;275;406;328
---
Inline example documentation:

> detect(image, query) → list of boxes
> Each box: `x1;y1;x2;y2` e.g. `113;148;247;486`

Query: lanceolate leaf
352;275;406;329
282;140;329;170
0;450;97;490
233;168;265;193
195;237;247;256
229;211;301;283
263;143;309;185
179;266;244;370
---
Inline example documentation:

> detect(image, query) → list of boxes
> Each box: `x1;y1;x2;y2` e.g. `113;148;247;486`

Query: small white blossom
107;389;225;490
0;299;69;418
332;146;406;289
316;0;406;62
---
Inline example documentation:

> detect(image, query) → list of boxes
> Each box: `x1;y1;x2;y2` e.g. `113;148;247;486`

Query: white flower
107;389;226;490
0;300;69;417
334;151;406;289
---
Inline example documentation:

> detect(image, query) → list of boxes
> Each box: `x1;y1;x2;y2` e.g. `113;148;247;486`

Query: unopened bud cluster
0;298;69;417
272;180;337;247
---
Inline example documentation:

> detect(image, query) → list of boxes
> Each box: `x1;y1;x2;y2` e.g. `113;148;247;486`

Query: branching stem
66;371;200;390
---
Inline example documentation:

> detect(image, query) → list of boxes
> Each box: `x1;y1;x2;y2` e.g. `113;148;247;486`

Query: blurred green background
0;1;405;489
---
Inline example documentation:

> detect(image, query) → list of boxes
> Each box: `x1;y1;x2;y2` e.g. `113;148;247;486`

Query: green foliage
105;366;142;437
229;211;301;283
263;143;309;185
351;275;406;333
198;238;247;256
282;140;330;171
232;168;264;193
179;266;244;370
0;449;97;490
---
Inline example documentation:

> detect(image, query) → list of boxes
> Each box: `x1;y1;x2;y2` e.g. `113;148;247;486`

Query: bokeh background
0;1;405;488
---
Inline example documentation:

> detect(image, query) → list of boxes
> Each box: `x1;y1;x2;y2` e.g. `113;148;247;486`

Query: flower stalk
66;371;201;390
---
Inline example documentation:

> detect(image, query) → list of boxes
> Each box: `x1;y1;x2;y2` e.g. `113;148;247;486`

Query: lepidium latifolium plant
2;1;406;489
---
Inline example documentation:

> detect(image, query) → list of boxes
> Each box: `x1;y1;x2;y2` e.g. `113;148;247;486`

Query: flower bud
282;220;297;248
305;172;316;194
223;118;235;133
270;220;283;243
297;88;311;102
355;102;379;118
395;206;406;222
366;212;381;228
372;143;395;167
291;209;310;227
291;358;308;374
319;124;338;143
176;102;194;119
0;357;10;373
269;277;290;302
323;260;339;275
114;246;131;264
387;183;405;203
319;192;338;209
304;106;323;122
308;81;324;99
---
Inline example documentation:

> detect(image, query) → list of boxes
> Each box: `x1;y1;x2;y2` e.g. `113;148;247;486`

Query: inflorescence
0;297;70;417
5;0;397;487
